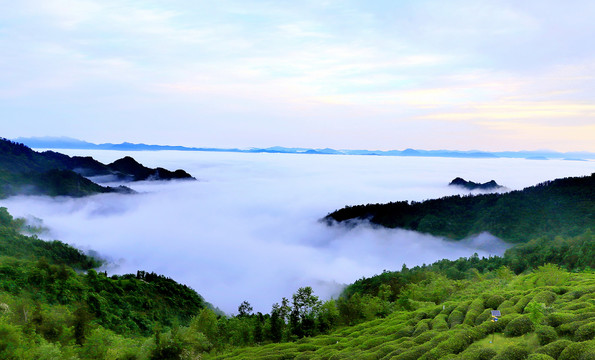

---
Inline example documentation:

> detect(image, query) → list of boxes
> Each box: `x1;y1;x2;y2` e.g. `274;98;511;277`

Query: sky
2;0;595;151
3;151;593;313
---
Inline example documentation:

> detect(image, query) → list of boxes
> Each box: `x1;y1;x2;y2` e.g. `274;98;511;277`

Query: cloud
2;1;595;150
2;151;593;313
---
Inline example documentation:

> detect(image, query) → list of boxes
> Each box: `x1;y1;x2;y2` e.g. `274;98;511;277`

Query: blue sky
2;0;595;151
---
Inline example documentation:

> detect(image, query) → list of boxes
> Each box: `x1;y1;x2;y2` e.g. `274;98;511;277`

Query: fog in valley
1;151;593;313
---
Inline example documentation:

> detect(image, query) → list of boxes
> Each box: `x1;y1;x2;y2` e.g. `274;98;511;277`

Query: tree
338;293;365;325
237;301;253;318
270;303;284;343
253;312;265;344
525;301;546;326
74;306;92;345
291;287;321;338
317;300;339;334
191;308;218;346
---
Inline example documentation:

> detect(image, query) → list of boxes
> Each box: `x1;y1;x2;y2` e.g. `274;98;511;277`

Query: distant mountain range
14;136;595;160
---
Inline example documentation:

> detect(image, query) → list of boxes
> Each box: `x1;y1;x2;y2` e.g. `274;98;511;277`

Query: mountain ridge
0;137;195;198
325;172;595;243
14;136;595;160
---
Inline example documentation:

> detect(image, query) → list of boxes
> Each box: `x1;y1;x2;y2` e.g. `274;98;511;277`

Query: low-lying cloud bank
1;151;593;313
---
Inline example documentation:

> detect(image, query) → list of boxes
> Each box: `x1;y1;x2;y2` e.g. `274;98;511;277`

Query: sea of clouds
1;151;593;313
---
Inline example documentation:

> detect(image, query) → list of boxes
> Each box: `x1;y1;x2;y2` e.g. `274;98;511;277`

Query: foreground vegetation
1;163;594;359
1;202;594;359
211;266;595;360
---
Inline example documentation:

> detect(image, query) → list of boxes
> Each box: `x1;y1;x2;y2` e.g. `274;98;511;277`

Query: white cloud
2;1;595;150
1;151;593;313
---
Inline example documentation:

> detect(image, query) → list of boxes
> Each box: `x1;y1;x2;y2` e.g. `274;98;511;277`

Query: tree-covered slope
0;207;101;269
0;137;194;198
325;173;595;243
0;207;208;342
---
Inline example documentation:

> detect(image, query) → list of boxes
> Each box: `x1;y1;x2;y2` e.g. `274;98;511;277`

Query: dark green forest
326;173;595;243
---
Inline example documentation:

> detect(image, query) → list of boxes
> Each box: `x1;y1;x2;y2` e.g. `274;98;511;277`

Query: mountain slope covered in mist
0;137;194;198
326;173;595;243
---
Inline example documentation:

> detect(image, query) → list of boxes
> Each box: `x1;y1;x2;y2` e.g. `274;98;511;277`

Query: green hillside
0;137;194;198
209;267;595;360
3;203;592;359
1;169;594;359
0;207;210;359
326;173;595;243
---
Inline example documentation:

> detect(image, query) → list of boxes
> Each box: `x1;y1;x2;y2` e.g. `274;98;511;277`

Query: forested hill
325;173;595;243
0;206;209;339
0;137;194;198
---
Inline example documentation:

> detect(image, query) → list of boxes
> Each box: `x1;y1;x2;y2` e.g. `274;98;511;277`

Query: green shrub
476;320;497;335
431;313;449;330
552;286;568;295
455;300;472;313
547;313;578;327
577;311;595;320
422;330;474;358
527;354;555;360
361;336;390;350
485;295;505;309
504;315;535;337
535;325;558;345
560;302;591;311
414;310;430;322
0;321;21;359
395;325;414;338
413;320;431;337
441;303;456;315
448;310;465;328
297;343;318;352
558;320;589;337
535;339;573;359
427;306;443;319
564;288;592;301
533;291;557;306
393;341;435;360
492;344;529;360
374;344;398;358
459;347;497;360
414;330;440;344
515;294;533;313
475;308;494;325
494;313;521;332
464;298;485;326
575;322;595;342
498;299;518;314
558;339;595;360
294;353;315;360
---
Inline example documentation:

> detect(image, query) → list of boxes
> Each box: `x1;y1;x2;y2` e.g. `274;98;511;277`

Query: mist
1;151;593;313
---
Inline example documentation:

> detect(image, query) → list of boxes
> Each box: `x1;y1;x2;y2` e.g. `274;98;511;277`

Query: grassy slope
208;269;595;360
